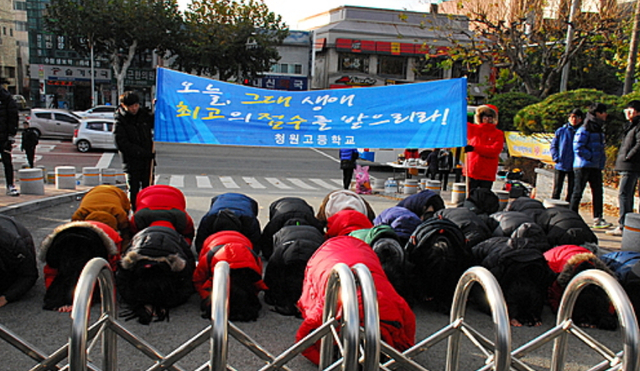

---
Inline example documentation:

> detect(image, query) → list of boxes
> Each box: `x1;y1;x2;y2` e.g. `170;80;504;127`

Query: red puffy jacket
543;245;598;312
193;231;266;300
130;185;195;244
466;122;504;181
296;236;415;364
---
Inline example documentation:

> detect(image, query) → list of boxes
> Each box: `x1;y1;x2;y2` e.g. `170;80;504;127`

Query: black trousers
1;147;14;186
438;170;450;190
570;167;603;219
552;169;574;202
342;168;354;190
468;177;492;190
126;166;151;210
24;147;35;168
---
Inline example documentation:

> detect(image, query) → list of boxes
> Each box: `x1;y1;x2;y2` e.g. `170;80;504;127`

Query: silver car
72;118;117;152
73;105;116;119
26;109;81;139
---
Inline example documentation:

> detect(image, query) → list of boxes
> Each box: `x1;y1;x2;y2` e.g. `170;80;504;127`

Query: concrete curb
0;184;127;217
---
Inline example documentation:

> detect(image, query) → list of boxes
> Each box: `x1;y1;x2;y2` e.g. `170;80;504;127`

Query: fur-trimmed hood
557;252;614;288
119;226;193;273
39;221;120;262
120;250;186;272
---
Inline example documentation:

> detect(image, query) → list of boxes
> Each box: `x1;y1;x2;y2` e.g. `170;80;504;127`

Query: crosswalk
154;174;347;191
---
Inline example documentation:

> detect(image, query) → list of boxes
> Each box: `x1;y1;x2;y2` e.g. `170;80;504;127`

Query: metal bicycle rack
2;260;640;371
511;269;640;371
16;258;379;371
378;266;512;371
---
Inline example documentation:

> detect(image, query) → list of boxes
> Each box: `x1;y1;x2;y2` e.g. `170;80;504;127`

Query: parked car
73;105;116;119
73;118;117;152
25;109;81;139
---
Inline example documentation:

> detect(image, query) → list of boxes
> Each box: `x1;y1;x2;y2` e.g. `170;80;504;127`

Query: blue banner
155;67;467;148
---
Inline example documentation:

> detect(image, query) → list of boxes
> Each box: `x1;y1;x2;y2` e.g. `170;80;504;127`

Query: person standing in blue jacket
569;102;612;229
339;148;359;190
550;109;583;202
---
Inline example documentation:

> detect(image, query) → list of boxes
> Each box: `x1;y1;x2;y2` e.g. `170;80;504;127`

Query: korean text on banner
504;131;554;163
154;68;467;149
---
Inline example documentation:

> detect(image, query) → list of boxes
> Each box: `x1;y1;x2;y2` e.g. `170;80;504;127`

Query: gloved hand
465;145;474;152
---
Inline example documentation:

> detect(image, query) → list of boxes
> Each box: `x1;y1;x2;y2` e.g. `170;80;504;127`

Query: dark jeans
570;167;603;219
342;168;354;190
552;169;574;202
438;170;450;191
468;177;492;190
126;166;151;210
1;147;14;186
618;171;640;226
24;147;35;168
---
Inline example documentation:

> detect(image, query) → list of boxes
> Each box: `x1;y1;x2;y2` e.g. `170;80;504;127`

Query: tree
45;0;183;97
173;0;288;81
434;0;624;98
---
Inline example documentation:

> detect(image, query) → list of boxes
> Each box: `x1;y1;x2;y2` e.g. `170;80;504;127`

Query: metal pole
559;0;581;92
90;40;95;106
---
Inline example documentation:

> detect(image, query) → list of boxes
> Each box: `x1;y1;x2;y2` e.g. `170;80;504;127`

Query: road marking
331;179;343;187
96;152;115;169
243;177;266;189
169;175;184;188
286;178;317;190
265;177;292;189
196;175;213;188
309;178;338;190
310;148;340;163
220;176;240;188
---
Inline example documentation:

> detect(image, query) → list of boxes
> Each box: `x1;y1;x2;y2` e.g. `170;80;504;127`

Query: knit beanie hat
120;91;140;106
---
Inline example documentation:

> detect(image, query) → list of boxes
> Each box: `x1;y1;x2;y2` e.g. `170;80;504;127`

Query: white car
26;108;81;139
73;118;117;152
73;105;116;119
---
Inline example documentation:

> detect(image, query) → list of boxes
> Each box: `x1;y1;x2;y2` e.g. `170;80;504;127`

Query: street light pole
559;0;581;92
90;39;95;106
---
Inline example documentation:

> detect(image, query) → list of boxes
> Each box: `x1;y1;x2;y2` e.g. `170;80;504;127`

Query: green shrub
487;92;540;132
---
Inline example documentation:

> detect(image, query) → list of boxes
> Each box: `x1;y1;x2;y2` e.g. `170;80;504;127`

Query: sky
177;0;433;29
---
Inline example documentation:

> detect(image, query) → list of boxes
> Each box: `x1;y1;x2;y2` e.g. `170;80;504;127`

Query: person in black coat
609;100;640;236
20;121;39;168
114;91;154;209
117;226;195;324
0;78;19;196
0;215;37;307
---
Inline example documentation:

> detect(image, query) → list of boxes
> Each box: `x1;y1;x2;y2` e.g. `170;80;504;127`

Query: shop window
414;57;445;81
377;55;406;78
452;61;480;83
338;53;369;73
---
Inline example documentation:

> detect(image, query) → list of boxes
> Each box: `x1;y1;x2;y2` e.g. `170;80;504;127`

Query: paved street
0;141;631;370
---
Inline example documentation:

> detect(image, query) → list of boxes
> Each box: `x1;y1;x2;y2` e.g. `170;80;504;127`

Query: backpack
437;150;451;171
404;217;471;307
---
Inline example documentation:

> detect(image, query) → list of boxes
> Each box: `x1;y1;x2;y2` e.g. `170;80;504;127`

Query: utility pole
560;0;581;92
623;0;640;95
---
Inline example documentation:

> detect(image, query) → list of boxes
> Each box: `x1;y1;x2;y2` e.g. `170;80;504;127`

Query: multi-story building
246;30;312;91
0;0;19;95
299;5;490;103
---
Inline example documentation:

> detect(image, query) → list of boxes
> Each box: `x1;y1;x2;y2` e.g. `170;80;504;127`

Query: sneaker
6;185;19;197
592;218;612;229
606;226;623;236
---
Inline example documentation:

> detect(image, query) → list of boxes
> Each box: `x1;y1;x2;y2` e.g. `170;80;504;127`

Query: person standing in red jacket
465;105;504;190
